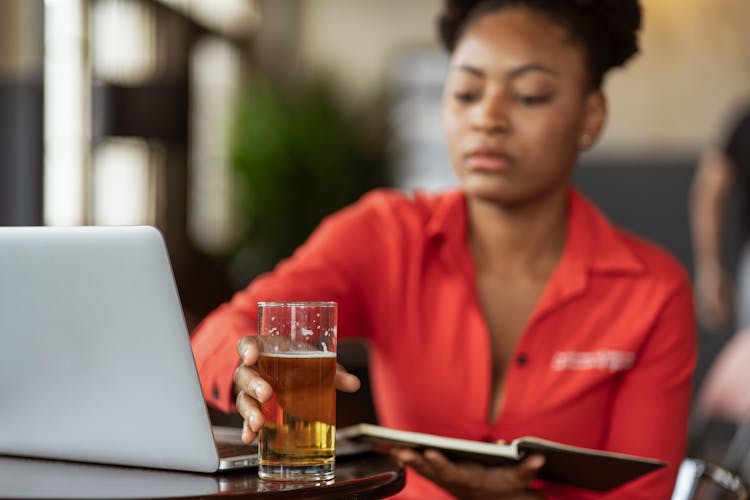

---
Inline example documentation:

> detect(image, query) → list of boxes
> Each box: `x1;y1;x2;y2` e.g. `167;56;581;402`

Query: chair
671;458;749;500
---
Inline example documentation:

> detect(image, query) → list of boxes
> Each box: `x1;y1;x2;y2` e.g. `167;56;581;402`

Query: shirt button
516;354;528;366
212;385;220;400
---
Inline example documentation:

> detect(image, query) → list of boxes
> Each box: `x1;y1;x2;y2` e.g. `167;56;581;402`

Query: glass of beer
256;301;337;482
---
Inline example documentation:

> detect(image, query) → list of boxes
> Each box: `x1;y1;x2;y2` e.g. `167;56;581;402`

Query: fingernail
253;380;269;402
250;413;264;432
395;451;413;464
529;455;545;468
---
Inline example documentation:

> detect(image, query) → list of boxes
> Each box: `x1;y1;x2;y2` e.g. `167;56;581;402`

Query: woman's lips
464;152;513;172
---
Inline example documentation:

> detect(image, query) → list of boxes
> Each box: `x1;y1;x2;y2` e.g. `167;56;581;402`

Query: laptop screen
0;226;220;472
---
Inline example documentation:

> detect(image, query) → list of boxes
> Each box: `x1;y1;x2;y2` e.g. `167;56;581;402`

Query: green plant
229;78;388;281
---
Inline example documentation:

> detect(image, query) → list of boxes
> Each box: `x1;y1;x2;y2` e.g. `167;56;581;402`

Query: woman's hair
437;0;642;88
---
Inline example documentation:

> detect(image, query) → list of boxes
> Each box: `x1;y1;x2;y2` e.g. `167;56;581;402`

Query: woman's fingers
233;364;273;404
393;448;545;498
422;449;476;484
236;336;259;365
391;448;436;477
473;453;545;493
233;337;273;402
335;363;361;393
236;390;264;443
233;336;273;444
233;337;360;443
514;454;546;485
237;337;360;393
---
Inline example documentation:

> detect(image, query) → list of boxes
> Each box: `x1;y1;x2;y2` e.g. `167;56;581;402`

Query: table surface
0;452;405;499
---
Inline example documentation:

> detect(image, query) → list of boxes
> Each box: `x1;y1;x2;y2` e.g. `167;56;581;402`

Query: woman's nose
470;94;510;133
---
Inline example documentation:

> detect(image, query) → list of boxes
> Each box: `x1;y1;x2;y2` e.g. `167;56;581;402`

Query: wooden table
0;452;405;499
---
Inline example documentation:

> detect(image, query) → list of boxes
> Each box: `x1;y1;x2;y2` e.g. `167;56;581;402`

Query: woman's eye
514;94;551;106
453;91;480;104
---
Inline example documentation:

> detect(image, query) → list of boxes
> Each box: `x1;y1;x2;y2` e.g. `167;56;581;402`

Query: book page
340;424;521;461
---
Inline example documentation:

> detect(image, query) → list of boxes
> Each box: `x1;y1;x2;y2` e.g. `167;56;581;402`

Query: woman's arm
590;281;697;499
689;148;735;332
190;193;389;413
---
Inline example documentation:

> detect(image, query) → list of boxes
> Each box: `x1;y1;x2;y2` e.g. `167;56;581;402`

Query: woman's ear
578;90;607;151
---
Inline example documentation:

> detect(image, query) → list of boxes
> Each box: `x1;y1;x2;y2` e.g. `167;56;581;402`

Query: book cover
337;423;666;492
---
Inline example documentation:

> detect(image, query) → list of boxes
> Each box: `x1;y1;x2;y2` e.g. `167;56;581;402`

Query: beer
256;301;337;481
257;351;336;480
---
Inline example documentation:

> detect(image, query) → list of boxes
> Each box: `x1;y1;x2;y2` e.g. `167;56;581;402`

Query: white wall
604;0;750;154
298;0;442;102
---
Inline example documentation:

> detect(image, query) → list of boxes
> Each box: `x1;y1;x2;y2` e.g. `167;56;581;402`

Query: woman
191;1;696;498
690;107;750;333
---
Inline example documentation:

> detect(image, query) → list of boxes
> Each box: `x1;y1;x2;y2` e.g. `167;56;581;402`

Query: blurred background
2;0;750;482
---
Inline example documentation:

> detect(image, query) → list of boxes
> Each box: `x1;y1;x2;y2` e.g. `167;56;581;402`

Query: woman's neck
467;189;568;279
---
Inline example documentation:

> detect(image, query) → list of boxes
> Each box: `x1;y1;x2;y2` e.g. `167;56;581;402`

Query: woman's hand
694;264;732;333
233;336;361;444
391;448;544;500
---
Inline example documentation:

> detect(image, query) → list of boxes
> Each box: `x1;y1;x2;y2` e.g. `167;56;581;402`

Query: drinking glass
256;301;337;482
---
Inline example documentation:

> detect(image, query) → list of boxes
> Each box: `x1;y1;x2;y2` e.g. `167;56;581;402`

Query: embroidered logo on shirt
550;350;635;372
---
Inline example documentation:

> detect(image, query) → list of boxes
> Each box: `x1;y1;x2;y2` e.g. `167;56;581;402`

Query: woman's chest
370;262;651;445
475;271;548;374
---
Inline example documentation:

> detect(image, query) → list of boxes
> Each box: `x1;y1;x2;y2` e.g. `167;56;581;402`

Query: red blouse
191;189;696;499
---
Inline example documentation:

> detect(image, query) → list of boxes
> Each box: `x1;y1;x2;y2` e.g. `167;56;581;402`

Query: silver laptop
0;226;343;472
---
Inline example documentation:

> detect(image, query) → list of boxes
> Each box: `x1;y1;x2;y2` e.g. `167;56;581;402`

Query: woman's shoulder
573;191;689;293
616;228;691;291
356;187;458;210
307;188;464;253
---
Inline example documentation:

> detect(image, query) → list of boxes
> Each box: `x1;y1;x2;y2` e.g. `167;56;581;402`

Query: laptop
0;226;366;472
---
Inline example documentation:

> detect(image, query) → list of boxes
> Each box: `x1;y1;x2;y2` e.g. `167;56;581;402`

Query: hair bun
573;0;641;67
437;0;480;51
437;0;642;87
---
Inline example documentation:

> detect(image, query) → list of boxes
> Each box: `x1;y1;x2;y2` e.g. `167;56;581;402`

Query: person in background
690;107;750;333
191;1;696;498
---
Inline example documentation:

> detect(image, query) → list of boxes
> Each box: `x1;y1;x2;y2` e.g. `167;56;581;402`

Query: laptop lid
0;226;220;472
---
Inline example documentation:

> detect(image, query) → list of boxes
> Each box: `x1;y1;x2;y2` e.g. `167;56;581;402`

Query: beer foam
260;351;336;358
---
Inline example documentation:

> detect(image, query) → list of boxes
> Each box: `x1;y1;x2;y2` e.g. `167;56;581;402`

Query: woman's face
442;7;605;207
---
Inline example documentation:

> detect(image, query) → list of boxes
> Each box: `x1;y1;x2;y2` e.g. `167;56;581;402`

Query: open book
337;423;666;492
